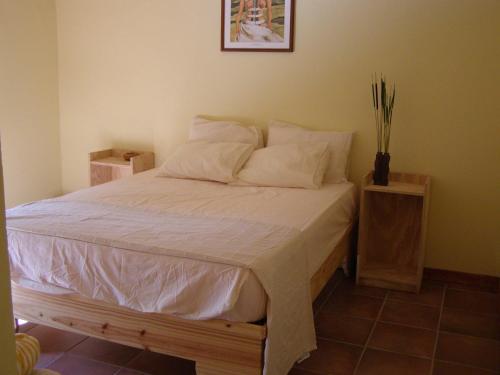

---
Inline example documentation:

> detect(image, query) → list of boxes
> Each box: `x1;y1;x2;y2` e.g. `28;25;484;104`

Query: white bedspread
7;170;356;375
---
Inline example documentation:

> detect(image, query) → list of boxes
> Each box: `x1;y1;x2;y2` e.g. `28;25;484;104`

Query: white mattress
8;169;356;322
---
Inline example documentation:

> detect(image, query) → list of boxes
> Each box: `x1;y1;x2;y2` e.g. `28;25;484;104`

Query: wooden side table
356;171;431;292
89;149;155;186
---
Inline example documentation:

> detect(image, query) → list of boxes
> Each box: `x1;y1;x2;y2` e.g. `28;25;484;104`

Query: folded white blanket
8;199;316;375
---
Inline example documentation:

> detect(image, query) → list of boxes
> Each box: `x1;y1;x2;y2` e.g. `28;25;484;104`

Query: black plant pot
373;152;390;186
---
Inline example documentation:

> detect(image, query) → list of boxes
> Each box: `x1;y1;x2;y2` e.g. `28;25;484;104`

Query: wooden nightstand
89;149;155;186
356;171;431;292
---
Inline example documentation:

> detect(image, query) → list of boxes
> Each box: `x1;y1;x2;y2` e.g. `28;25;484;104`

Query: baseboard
424;267;499;293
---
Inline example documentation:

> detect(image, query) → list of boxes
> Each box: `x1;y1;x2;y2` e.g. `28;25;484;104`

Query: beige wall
56;0;499;276
0;0;61;208
0;3;60;370
0;148;17;374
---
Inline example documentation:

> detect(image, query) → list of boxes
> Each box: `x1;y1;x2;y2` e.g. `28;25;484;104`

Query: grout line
438;329;500;343
22;323;37;334
314;274;345;316
385;297;443;309
363;345;433;361
67;350;138;370
318;312;375;323
48;348;144;375
37;329;135;372
434;359;500;373
445;285;499;294
316;336;365;348
123;348;146;368
112;366;151;375
377;319;438;332
439;306;500;319
429;284;447;375
39;334;89;369
64;335;89;353
40;352;65;369
292;366;330;375
352;291;388;375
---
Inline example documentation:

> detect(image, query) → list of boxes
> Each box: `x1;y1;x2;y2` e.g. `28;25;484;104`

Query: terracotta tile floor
25;274;499;375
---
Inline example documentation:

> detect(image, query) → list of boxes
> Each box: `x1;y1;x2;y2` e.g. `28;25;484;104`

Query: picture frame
221;0;296;52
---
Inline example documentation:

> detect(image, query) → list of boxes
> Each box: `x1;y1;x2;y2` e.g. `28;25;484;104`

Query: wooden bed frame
12;224;353;375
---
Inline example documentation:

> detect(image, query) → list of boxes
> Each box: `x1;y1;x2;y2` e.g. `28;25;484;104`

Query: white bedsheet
7;170;356;375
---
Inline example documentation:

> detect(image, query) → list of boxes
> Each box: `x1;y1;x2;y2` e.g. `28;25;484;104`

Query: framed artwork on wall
221;0;295;52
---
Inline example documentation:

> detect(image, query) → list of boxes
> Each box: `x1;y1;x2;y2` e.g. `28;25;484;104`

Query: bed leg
195;360;262;375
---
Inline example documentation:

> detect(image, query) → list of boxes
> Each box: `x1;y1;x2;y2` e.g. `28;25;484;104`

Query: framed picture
221;0;295;52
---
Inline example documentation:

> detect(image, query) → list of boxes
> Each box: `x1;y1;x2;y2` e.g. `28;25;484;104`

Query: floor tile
315;311;373;345
388;281;444;307
380;300;440;330
47;353;120;375
295;338;362;375
69;336;142;366
21;280;500;375
17;320;37;333
436;332;500;371
288;368;321;375
441;308;500;340
323;293;383;320
126;350;196;375
115;369;150;375
29;325;87;368
368;322;436;358
356;349;431;375
446;282;499;294
433;360;498;375
313;270;345;314
445;289;499;316
423;269;499;294
335;278;387;299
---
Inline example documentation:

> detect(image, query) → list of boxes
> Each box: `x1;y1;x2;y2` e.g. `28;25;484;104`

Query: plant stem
371;75;395;154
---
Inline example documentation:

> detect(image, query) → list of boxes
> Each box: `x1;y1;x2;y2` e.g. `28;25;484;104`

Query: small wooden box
356;171;431;292
89;149;154;186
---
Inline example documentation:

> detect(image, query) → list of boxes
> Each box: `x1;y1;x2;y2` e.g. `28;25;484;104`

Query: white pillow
157;142;254;183
235;142;330;189
267;120;353;183
189;116;263;148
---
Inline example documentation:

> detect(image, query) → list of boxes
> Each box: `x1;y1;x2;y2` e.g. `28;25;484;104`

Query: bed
8;169;357;375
